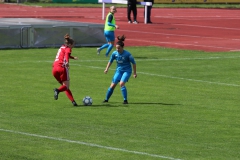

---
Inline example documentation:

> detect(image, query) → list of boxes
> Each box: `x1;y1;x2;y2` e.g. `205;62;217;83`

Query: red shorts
52;66;69;83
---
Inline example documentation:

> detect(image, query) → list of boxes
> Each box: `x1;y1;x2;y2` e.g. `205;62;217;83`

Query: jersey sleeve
107;14;116;27
109;52;116;63
129;54;136;64
108;14;113;23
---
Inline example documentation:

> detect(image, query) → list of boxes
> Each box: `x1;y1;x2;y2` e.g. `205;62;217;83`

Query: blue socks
105;86;127;101
100;43;109;51
105;87;114;100
121;86;127;100
106;44;113;56
99;43;113;56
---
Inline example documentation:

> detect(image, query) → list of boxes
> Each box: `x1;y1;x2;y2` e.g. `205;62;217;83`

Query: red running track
1;3;240;52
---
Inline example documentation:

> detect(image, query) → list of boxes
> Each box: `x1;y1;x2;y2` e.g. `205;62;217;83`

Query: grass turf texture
0;47;239;160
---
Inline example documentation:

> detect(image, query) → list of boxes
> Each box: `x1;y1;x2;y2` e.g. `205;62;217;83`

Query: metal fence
0;18;106;49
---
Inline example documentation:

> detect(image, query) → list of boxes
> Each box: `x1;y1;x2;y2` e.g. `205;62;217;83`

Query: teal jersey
109;50;136;72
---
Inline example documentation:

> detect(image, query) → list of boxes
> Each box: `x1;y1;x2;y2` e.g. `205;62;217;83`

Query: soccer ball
82;96;93;106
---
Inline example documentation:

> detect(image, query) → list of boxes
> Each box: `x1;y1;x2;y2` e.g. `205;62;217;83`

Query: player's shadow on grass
130;102;181;106
96;102;181;107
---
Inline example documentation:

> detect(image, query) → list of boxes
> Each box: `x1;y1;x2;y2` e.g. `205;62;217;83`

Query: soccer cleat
97;48;101;55
133;21;138;24
123;100;128;104
53;88;59;100
102;99;108;103
128;21;132;23
72;101;78;106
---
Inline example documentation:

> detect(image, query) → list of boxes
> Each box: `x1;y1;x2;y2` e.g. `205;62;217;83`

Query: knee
120;82;125;87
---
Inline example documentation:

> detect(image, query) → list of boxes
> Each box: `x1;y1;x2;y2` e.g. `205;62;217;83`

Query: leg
147;6;152;23
105;41;114;56
104;83;117;102
127;4;132;22
103;71;122;102
53;67;68;100
119;72;131;104
97;31;111;55
133;5;137;22
100;31;115;56
120;81;127;101
63;81;78;106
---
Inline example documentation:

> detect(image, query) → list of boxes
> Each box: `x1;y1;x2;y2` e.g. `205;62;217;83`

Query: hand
133;74;137;78
115;25;119;29
74;57;78;60
104;69;108;74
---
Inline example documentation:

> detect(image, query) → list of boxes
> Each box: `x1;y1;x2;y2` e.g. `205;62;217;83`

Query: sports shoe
72;101;78;106
123;100;128;104
102;99;108;103
97;48;101;55
53;88;59;100
133;21;138;24
128;21;132;23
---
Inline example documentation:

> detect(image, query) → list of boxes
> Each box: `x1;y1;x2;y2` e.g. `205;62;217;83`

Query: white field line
3;56;240;87
137;72;240;87
69;64;240;87
0;128;182;160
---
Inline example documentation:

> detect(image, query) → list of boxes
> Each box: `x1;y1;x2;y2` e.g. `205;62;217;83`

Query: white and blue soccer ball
82;96;93;106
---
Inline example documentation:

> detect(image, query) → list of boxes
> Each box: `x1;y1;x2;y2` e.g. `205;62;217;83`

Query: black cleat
102;100;108;103
123;100;128;104
72;101;78;106
53;88;59;100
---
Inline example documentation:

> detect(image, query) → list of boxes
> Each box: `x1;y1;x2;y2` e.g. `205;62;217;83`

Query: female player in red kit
52;34;78;106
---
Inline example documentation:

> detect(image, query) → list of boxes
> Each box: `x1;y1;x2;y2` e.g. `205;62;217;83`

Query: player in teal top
103;35;137;104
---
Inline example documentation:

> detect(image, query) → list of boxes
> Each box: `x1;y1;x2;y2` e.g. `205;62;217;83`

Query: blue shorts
112;71;132;84
104;31;115;42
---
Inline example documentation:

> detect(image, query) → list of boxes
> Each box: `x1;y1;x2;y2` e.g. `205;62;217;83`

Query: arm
69;55;78;60
104;62;112;74
132;64;137;78
129;54;137;78
107;14;119;29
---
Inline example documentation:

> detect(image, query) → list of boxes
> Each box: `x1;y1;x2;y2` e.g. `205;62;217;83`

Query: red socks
65;89;74;102
58;85;67;92
58;85;74;102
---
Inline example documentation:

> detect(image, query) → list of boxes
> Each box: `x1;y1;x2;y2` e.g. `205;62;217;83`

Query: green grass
0;46;240;160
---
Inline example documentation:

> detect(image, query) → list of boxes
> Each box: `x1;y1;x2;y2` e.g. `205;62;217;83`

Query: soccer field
0;47;239;160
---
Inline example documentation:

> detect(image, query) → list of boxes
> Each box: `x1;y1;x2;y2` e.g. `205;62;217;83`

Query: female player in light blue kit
103;35;137;104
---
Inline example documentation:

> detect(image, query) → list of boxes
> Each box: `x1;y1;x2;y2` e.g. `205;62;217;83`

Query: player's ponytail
116;35;126;47
64;33;74;46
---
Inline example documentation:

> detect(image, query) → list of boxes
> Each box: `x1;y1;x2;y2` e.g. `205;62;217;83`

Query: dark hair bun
117;35;126;41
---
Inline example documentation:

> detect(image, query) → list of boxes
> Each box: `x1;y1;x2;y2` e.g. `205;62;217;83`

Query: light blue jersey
109;50;136;72
104;49;137;101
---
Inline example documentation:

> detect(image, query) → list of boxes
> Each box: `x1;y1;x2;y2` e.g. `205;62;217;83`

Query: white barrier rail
98;0;152;24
